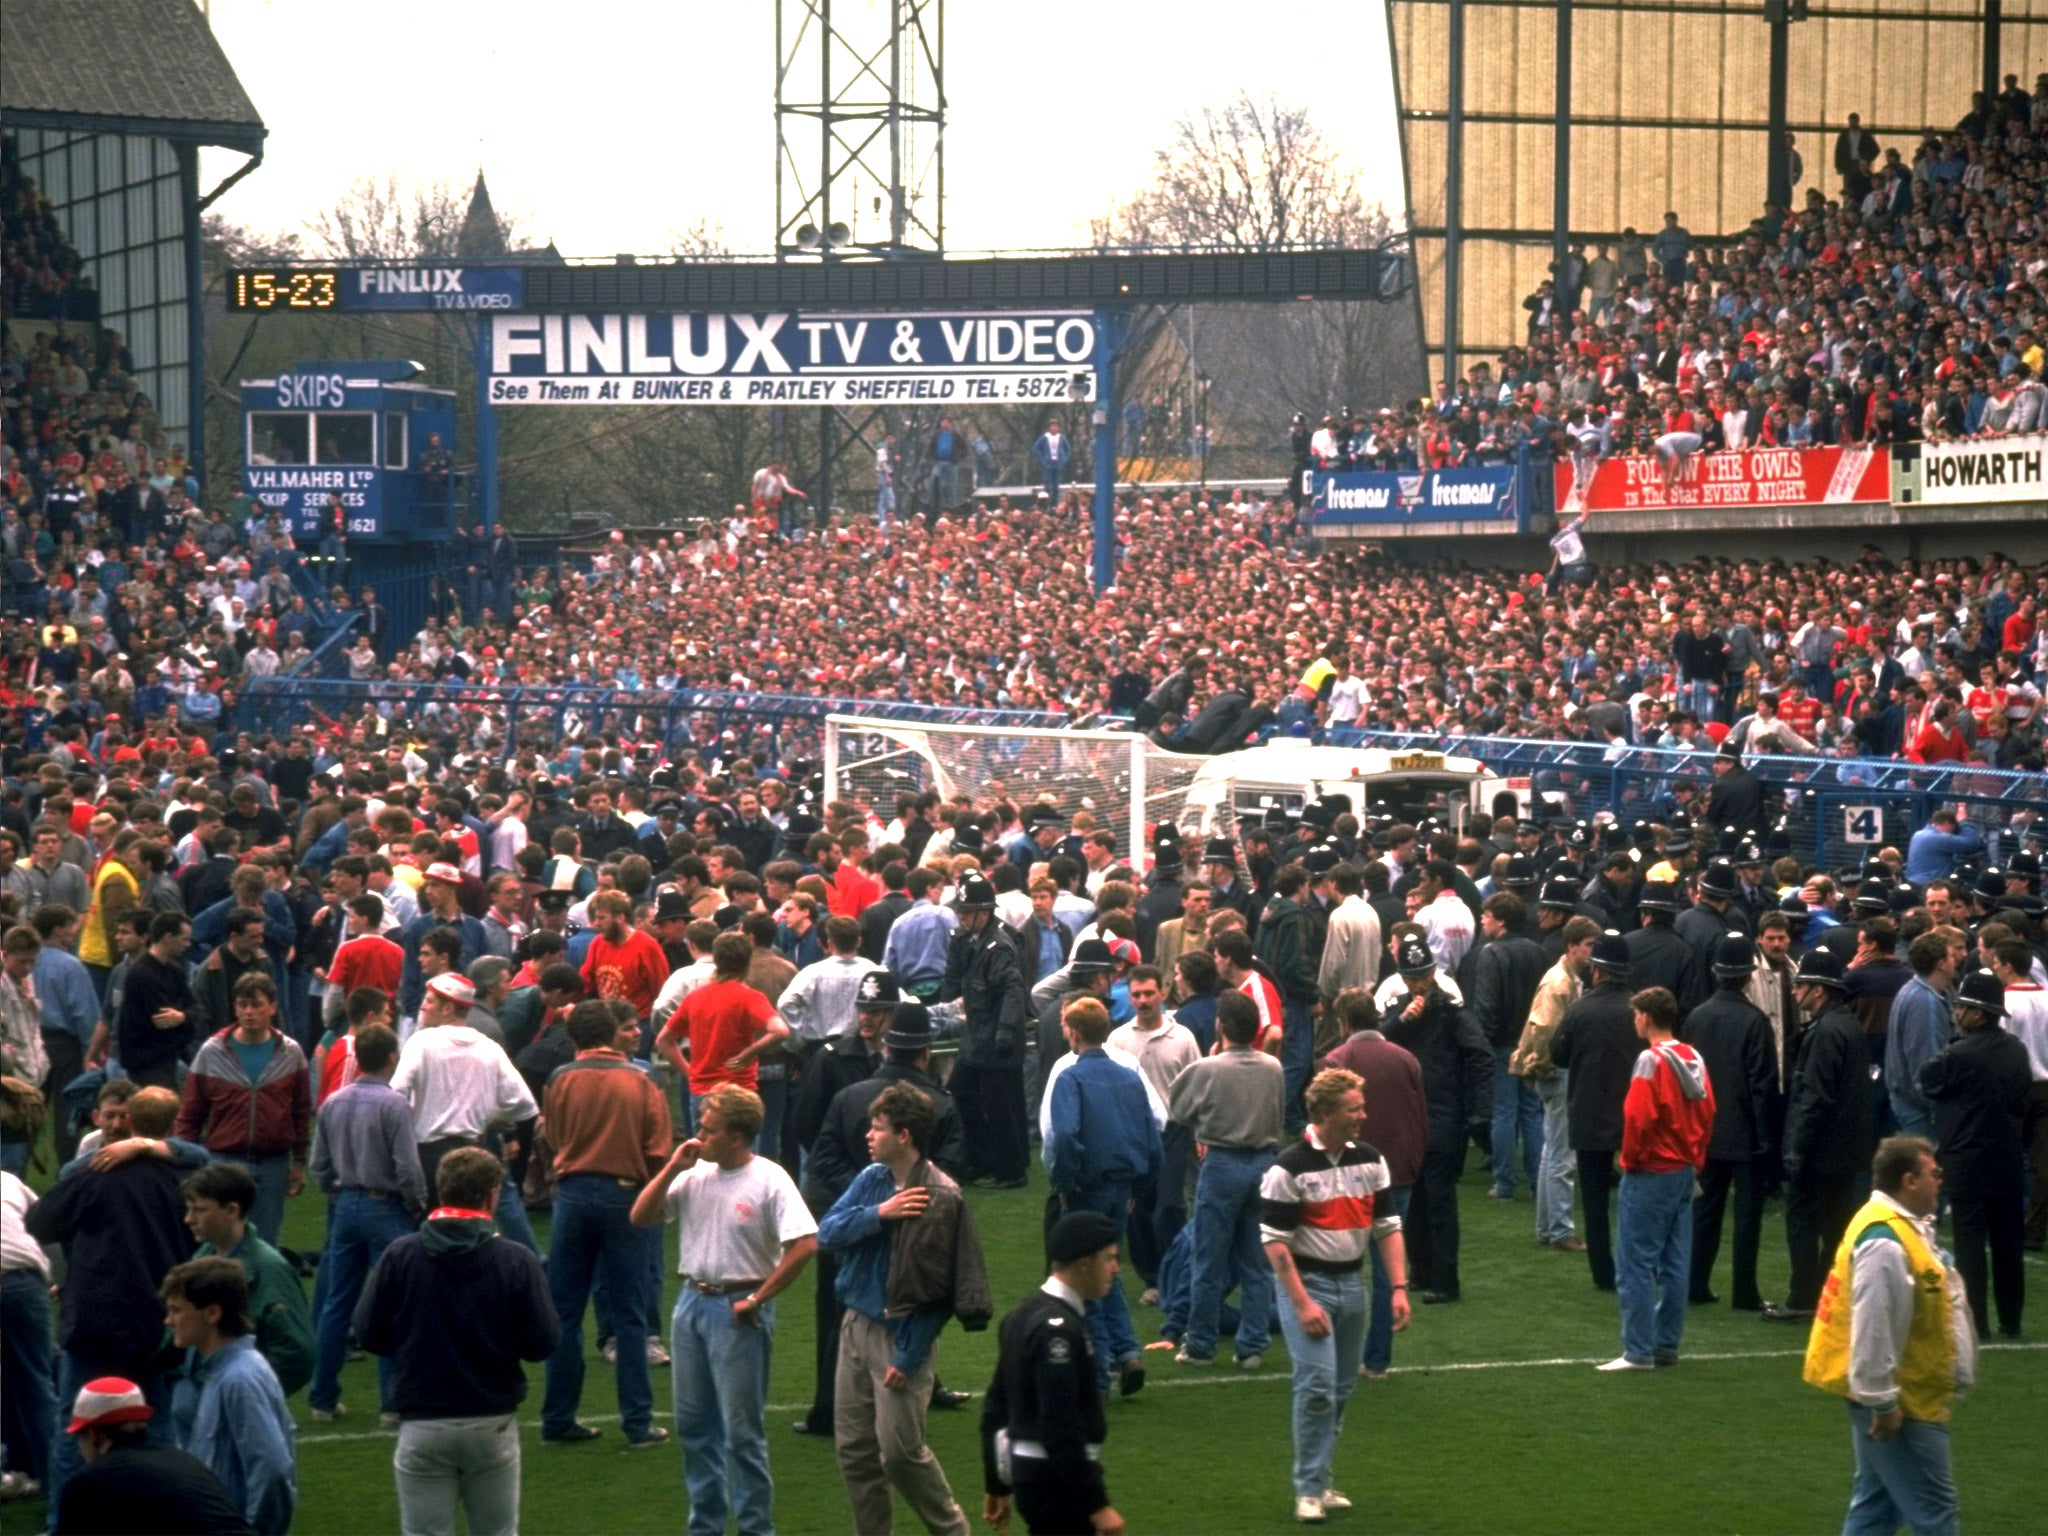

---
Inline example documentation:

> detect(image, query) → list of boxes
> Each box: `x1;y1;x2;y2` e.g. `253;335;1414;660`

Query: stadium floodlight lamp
796;224;823;249
825;222;852;248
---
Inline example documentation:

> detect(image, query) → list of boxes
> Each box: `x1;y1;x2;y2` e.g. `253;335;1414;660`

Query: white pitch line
294;1341;2048;1448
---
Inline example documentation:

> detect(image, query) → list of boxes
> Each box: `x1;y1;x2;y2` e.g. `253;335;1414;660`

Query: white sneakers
1320;1491;1353;1512
1172;1348;1214;1366
1295;1496;1327;1524
1595;1355;1654;1372
1237;1353;1264;1371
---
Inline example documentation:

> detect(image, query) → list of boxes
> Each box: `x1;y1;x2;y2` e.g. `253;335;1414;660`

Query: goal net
824;715;1211;865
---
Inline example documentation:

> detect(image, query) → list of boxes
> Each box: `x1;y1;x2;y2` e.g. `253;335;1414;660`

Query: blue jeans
1281;1000;1315;1136
1;1269;55;1484
216;1150;291;1247
758;1074;789;1169
671;1288;775;1536
1363;1185;1411;1374
310;1190;414;1412
1889;1101;1935;1142
494;1169;540;1255
594;1221;663;1349
1843;1404;1958;1536
1066;1182;1140;1390
1490;1046;1543;1197
44;1353;173;1523
1184;1146;1275;1362
543;1176;654;1439
1616;1167;1695;1363
1677;680;1718;722
1275;1267;1368;1498
1534;1073;1577;1244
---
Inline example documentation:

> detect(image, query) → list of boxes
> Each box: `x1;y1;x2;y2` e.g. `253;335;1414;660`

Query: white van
1177;741;1529;837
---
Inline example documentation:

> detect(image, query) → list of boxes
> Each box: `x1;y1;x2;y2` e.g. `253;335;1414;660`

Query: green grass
15;1156;2048;1535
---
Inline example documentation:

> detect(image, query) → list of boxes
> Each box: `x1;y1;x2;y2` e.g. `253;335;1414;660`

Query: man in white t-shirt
631;1084;817;1536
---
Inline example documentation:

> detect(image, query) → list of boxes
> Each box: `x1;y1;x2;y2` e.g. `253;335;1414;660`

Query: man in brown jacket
816;1081;979;1536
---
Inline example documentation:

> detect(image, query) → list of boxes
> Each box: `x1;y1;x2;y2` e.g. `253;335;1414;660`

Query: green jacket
198;1230;315;1398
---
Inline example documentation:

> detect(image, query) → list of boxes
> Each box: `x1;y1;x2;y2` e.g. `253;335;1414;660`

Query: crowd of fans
1293;77;2048;478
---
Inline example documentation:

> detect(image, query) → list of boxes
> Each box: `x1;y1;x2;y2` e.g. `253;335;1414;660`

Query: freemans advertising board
485;311;1098;406
1900;435;2048;505
1555;445;1890;513
1310;465;1519;526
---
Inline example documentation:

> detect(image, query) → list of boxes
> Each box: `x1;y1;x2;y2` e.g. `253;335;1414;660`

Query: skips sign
487;311;1098;406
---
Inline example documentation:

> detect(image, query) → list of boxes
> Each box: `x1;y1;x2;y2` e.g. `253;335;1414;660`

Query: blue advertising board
485;310;1099;406
1311;465;1520;529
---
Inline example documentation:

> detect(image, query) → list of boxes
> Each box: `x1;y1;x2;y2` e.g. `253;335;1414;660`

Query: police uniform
981;1213;1116;1536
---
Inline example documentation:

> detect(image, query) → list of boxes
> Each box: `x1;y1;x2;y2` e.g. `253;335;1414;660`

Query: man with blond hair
1260;1067;1408;1525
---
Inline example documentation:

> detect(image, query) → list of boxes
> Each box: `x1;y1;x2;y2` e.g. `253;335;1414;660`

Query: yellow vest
78;858;137;968
1802;1197;1956;1423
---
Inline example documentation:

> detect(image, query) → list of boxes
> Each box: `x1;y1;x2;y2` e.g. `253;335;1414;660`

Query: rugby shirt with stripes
1257;1126;1400;1273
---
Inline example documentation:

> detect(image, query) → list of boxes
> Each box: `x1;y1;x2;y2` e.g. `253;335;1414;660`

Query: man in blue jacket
1045;994;1161;1400
817;1082;974;1536
161;1257;296;1536
1904;809;1982;885
1885;931;1958;1138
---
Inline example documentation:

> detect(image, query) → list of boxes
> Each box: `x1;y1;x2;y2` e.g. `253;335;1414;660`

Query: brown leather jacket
884;1158;993;1331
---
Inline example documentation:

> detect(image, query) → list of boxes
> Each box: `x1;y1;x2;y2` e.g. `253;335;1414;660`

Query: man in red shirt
324;894;402;1026
579;890;671;1036
656;932;789;1125
1599;986;1716;1373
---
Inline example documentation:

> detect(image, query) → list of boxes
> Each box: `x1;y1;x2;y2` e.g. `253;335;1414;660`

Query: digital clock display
228;268;341;310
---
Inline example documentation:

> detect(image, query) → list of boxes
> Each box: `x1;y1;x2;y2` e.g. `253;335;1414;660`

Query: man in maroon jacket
1321;988;1427;1376
172;971;311;1245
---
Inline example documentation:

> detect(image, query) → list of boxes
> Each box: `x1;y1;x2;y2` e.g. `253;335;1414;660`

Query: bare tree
1096;96;1424;480
302;174;510;261
1094;91;1375;251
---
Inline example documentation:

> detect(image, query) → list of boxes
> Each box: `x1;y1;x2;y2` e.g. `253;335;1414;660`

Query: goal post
824;714;1210;867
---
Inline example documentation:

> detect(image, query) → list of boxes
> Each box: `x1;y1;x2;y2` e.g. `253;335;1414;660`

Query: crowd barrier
1324;729;2047;873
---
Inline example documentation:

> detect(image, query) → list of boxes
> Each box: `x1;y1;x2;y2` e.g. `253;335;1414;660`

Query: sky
198;0;1408;259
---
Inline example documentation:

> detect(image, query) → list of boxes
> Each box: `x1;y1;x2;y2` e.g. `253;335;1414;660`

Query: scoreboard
227;266;525;313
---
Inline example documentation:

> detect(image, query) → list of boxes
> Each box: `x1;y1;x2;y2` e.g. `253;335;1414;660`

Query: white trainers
647;1336;671;1367
1237;1353;1264;1371
1595;1355;1654;1372
310;1405;345;1423
1295;1495;1327;1524
1172;1348;1215;1366
600;1339;618;1365
1139;1287;1160;1307
1320;1490;1353;1512
379;1412;401;1429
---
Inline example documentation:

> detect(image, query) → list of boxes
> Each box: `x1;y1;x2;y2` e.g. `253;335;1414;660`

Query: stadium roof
0;0;265;153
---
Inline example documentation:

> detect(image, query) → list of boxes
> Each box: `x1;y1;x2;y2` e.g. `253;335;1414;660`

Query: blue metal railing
1324;729;2046;870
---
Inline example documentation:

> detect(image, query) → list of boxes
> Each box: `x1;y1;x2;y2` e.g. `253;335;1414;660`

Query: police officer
1683;935;1780;1311
1677;861;1749;974
1917;968;2032;1338
1130;829;1185;963
1766;949;1876;1322
943;873;1032;1187
1626;881;1707;1014
1535;877;1583;964
1548;931;1639;1292
980;1210;1126;1536
797;998;968;1436
1378;937;1491;1304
